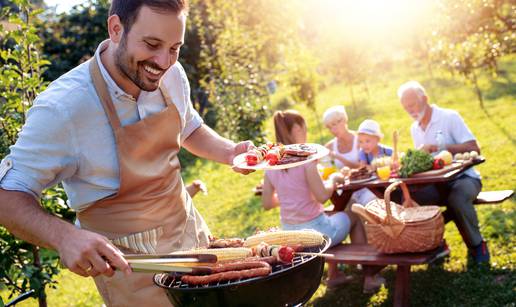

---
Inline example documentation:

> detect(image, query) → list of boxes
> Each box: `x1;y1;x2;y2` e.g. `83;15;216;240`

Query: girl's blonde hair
273;110;306;145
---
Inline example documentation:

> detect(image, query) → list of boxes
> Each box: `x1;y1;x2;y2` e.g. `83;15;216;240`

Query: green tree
0;0;45;11
188;0;273;143
287;48;323;137
40;0;109;81
429;0;515;108
0;1;72;306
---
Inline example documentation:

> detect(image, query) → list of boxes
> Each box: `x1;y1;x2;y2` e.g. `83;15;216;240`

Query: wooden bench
325;189;513;214
326;243;448;307
473;190;513;205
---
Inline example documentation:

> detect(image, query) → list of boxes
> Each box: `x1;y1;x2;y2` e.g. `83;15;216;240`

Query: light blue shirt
411;104;480;180
0;40;203;211
358;144;393;165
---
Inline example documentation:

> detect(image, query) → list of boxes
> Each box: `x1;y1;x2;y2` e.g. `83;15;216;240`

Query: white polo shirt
0;40;203;211
410;104;480;180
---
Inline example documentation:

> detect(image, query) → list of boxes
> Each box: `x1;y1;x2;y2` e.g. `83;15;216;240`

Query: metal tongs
124;253;217;274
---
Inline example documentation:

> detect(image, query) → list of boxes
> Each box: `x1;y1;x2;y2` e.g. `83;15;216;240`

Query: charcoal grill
154;237;331;307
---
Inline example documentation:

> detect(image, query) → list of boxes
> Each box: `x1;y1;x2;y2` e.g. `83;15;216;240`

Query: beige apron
77;52;210;307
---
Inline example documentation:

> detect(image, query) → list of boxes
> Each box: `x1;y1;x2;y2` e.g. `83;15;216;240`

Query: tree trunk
362;80;370;98
32;245;47;307
426;61;434;78
349;85;357;111
471;71;484;109
310;105;323;142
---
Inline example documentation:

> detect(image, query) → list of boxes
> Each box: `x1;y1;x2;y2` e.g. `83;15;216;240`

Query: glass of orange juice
377;165;391;181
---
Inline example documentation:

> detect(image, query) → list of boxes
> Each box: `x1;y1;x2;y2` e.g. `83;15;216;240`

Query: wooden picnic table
330;157;485;211
325;159;486;306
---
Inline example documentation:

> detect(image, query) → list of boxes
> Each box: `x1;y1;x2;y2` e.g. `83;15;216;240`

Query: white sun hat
357;119;383;138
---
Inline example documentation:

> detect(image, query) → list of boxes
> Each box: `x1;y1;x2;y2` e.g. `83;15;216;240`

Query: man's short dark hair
109;0;188;33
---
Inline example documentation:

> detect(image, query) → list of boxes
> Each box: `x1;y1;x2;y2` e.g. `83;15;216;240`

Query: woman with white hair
323;106;360;169
322;106;378;211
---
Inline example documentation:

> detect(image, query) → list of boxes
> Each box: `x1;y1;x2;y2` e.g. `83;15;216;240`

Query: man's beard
412;102;427;123
414;108;426;122
114;35;161;92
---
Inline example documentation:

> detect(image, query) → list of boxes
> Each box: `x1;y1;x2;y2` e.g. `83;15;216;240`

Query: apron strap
159;83;183;132
159;85;174;106
89;56;123;129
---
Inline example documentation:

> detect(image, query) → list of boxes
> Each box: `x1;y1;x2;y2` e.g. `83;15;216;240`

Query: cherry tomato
266;153;278;165
278;246;295;263
246;153;259;166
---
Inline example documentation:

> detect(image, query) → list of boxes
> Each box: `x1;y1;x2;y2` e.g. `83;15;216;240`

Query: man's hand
191;179;207;194
186;179;208;197
418;144;438;154
230;140;255;175
57;227;131;278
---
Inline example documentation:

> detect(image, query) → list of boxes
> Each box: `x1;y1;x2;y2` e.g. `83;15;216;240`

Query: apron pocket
111;226;164;254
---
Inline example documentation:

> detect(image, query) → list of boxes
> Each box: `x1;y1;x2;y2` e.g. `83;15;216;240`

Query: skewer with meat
245;144;271;166
253;243;295;264
265;145;285;165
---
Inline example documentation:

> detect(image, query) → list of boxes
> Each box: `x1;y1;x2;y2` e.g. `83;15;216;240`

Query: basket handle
383;180;414;219
351;204;379;224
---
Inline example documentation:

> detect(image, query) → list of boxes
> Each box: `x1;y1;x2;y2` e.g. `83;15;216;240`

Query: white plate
232;143;329;171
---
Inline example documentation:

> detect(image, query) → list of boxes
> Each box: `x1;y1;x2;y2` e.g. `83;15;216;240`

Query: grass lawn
2;56;514;306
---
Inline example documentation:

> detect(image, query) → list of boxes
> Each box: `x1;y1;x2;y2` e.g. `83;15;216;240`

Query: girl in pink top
262;110;384;291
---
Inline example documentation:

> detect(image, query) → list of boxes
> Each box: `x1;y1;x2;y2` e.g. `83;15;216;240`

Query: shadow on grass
423;77;463;101
484;79;516;100
311;263;515;307
481;108;516;146
424;77;462;89
480;204;516;243
346;100;374;124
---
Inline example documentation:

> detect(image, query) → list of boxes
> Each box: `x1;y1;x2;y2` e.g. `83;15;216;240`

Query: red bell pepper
433;158;445;170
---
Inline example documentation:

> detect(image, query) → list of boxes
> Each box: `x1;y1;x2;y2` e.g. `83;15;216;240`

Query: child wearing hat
357;119;393;166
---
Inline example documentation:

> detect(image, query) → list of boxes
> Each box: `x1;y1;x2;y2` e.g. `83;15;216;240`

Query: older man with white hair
397;80;489;264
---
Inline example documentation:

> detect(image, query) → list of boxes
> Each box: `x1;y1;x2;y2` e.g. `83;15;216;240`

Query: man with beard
0;1;252;305
397;80;490;265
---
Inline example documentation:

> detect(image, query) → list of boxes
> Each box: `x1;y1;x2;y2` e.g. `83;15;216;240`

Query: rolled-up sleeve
177;63;203;141
0;100;78;198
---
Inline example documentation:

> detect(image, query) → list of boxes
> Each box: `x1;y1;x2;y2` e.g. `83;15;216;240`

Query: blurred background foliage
0;0;515;305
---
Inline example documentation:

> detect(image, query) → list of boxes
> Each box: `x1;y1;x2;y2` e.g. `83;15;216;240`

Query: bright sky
45;0;89;13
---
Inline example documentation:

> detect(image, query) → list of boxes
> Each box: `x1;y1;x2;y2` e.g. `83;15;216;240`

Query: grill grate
157;242;326;289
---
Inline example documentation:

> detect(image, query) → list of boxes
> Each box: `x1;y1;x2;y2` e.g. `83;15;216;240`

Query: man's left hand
230;140;255;175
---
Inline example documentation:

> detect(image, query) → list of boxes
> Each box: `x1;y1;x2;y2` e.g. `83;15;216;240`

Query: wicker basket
351;180;444;254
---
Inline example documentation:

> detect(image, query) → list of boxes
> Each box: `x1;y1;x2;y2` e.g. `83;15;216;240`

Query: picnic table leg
393;265;411;307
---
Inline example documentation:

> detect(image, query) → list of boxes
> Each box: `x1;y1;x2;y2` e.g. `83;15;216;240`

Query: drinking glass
377;165;391;181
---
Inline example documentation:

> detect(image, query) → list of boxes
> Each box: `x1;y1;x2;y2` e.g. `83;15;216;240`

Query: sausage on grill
180;261;271;285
